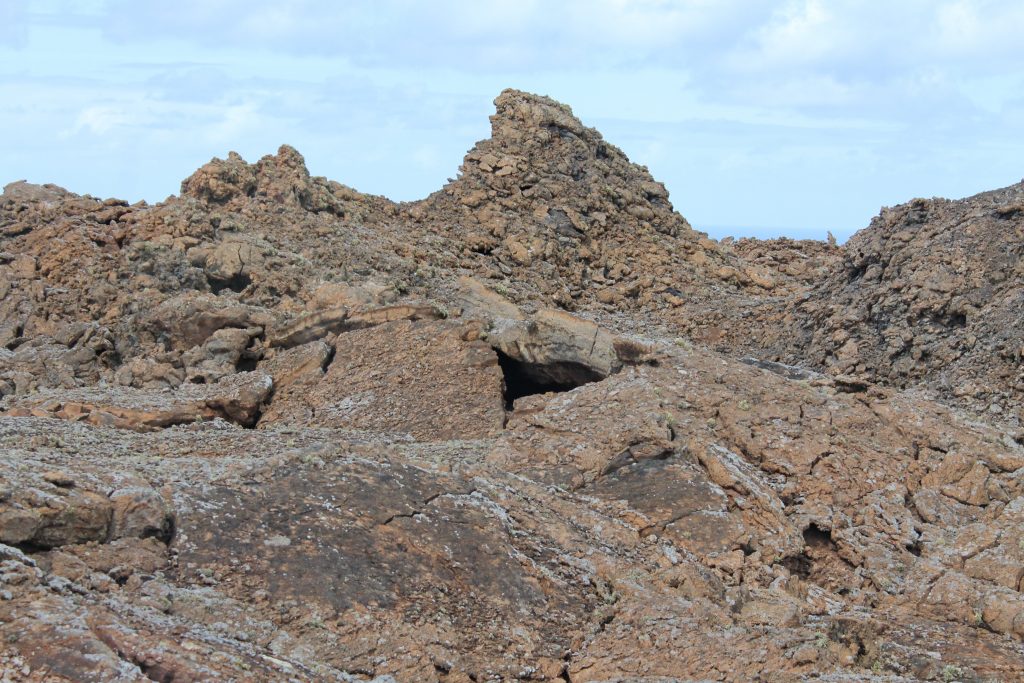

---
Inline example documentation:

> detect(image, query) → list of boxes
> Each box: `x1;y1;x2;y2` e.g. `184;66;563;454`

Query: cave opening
496;350;605;410
783;524;836;580
209;272;252;295
803;523;834;549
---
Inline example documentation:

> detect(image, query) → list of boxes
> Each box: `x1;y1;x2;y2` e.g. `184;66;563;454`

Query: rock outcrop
780;183;1024;422
260;318;507;439
406;90;758;315
1;89;1022;682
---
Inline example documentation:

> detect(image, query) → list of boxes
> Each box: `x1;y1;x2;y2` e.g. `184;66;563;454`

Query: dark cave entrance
783;524;835;579
496;350;605;410
208;272;252;295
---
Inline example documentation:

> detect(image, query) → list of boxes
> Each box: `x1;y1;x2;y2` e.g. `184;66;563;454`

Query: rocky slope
779;184;1024;422
0;89;1021;682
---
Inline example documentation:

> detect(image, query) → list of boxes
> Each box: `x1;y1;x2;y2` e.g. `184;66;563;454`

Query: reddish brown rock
1;371;272;430
1;89;1023;682
261;319;506;440
269;303;443;349
779;183;1024;420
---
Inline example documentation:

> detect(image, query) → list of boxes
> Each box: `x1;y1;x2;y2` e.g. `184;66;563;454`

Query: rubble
0;89;1022;682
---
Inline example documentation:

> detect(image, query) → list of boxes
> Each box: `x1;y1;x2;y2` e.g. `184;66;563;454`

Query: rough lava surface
0;89;1022;682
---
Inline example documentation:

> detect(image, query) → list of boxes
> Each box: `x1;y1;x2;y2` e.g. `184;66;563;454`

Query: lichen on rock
0;89;1022;682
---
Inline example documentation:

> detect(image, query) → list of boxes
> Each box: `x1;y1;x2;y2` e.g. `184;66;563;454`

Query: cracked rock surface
1;89;1023;681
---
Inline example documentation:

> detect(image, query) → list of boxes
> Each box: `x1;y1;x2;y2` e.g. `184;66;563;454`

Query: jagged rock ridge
0;89;1022;682
781;182;1024;421
406;89;739;310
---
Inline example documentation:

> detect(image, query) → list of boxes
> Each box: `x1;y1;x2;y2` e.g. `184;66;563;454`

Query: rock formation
0;89;1022;682
781;184;1024;421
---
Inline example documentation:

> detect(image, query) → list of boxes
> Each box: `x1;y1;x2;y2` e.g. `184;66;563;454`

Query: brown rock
180;150;257;203
262;319;505;439
2;371;273;430
204;238;263;290
487;308;623;383
0;485;111;548
109;484;174;542
269;303;442;348
1;88;1023;682
454;276;524;320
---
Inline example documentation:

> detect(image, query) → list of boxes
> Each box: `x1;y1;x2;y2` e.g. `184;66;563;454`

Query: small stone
793;644;819;664
264;535;292;547
42;471;76;488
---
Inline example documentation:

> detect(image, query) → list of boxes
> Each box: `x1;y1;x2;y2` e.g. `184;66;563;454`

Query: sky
2;1;1023;241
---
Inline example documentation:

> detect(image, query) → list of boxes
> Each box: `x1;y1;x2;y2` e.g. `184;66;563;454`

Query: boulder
2;371;273;430
260;319;505;440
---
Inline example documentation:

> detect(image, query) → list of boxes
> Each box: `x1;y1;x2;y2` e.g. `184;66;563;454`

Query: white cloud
59;91;272;149
203;103;263;145
560;0;750;48
446;0;543;35
4;0;1024;237
929;0;1024;62
70;104;136;135
727;1;1024;75
935;0;983;50
740;0;842;69
98;0;758;69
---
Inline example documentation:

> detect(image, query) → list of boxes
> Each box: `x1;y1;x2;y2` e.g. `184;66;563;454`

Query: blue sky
2;1;1023;241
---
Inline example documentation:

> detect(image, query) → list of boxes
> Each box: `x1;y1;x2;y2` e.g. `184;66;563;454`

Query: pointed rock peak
255;145;312;182
250;144;318;207
180;145;351;213
423;88;693;241
406;89;737;310
444;89;678;220
491;88;588;139
180;151;257;204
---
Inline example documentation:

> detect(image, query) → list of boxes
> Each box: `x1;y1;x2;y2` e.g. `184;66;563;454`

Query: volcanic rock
1;371;272;430
260;318;506;439
0;89;1022;682
779;183;1024;421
